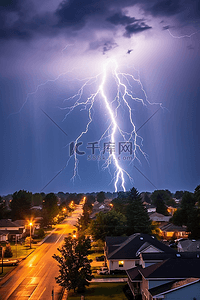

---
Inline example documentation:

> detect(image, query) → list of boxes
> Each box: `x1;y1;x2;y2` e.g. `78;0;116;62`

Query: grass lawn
88;252;104;262
10;243;38;259
68;283;127;300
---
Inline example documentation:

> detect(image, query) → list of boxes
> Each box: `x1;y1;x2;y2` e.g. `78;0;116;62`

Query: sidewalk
91;278;128;282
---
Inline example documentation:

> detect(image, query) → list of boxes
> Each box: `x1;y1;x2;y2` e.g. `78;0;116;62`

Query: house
148;212;170;224
167;206;177;216
159;223;189;240
146;205;156;213
0;219;26;241
127;253;200;299
177;239;200;252
0;230;9;242
105;233;175;273
90;201;111;219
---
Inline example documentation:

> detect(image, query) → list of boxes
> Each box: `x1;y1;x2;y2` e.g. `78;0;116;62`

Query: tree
32;193;43;206
174;190;184;200
4;243;13;258
151;190;171;204
194;185;200;207
96;191;106;203
126;187;151;235
170;191;200;238
10;190;32;220
42;193;59;226
155;194;169;216
89;210;127;241
187;208;200;239
0;196;8;219
53;235;93;293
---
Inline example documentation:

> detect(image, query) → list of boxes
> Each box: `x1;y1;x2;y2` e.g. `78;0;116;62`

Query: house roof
160;223;187;232
178;239;200;252
0;230;9;236
0;219;20;228
14;220;26;227
126;266;142;282
106;233;175;260
148;212;170;222
141;252;176;261
149;278;200;297
139;257;200;279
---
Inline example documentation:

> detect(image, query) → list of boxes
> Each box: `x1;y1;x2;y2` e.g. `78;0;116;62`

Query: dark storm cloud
147;0;182;17
55;0;107;29
124;22;152;37
162;25;171;30
89;39;118;54
0;0;21;11
106;12;139;26
1;0;200;41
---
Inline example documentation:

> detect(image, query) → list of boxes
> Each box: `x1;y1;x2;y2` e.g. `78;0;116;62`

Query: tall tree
42;193;59;226
32;193;43;206
194;185;200;207
96;191;106;203
155;194;169;216
171;192;195;226
53;235;93;293
10;190;32;220
89;210;127;241
151;190;171;204
0;196;8;219
126;187;151;235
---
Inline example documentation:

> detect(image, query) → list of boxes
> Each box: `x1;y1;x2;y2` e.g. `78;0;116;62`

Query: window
118;260;124;267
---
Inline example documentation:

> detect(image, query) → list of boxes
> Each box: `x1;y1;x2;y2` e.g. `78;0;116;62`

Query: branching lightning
167;28;200;39
11;49;162;192
61;58;162;192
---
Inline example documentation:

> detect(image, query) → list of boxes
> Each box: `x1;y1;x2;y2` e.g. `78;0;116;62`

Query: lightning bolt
10;49;162;192
167;28;200;39
61;58;162;192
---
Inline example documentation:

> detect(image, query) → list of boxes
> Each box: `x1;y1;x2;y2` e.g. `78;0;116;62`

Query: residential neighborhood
0;186;200;299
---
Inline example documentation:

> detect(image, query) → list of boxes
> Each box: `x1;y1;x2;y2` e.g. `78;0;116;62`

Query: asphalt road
0;205;83;300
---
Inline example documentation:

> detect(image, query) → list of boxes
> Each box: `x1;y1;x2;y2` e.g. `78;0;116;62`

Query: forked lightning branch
63;58;162;192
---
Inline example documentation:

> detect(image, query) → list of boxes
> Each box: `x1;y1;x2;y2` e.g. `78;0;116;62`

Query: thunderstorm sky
0;0;200;195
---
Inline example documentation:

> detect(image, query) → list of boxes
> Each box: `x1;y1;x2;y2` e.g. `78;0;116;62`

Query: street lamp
29;222;33;249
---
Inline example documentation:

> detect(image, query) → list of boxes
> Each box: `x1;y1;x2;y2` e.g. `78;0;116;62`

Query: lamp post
29;222;33;249
1;246;4;274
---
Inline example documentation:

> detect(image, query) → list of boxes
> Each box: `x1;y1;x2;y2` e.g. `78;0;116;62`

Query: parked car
95;255;105;261
97;267;109;275
2;259;19;266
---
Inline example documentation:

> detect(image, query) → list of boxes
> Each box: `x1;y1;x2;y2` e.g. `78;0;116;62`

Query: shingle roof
105;236;128;246
0;219;19;228
148;212;170;222
160;223;187;232
178;239;200;251
149;278;200;297
126;266;142;282
106;233;175;260
139;257;200;279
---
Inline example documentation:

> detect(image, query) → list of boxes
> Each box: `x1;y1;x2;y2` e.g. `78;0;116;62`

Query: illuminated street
0;204;83;300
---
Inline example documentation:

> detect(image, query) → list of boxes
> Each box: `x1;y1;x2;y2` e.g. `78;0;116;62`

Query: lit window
118;261;124;267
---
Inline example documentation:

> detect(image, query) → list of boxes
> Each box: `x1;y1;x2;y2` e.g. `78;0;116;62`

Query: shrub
4;243;13;258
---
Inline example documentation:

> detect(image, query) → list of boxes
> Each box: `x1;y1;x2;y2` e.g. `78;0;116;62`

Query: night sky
0;0;200;195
